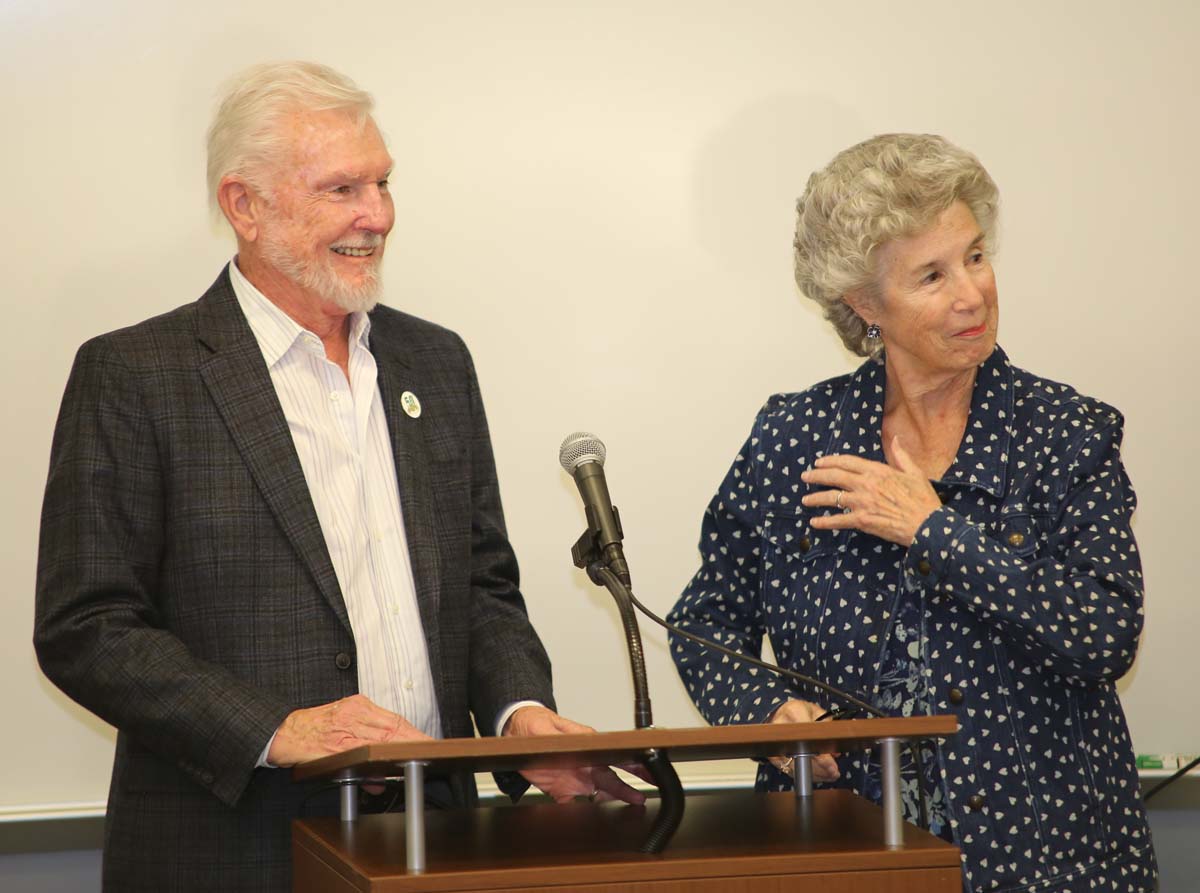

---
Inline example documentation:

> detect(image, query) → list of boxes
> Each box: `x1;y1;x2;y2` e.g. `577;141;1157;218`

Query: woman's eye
922;270;942;285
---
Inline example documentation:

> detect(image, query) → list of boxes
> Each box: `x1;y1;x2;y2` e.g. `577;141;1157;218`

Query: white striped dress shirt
230;260;442;739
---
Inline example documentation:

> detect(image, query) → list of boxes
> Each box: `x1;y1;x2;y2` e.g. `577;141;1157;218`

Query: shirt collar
228;257;372;368
825;345;1014;497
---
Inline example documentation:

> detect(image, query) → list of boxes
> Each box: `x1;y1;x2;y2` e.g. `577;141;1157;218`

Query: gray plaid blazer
35;267;554;891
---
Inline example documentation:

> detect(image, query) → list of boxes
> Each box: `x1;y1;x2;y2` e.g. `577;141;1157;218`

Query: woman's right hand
767;699;841;783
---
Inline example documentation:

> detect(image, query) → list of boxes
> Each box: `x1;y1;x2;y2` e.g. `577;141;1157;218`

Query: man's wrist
496;700;545;736
257;728;281;768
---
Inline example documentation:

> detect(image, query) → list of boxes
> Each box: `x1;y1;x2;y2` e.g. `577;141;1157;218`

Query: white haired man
35;61;641;892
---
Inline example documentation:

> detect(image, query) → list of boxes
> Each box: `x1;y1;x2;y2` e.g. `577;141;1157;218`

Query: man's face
255;109;395;313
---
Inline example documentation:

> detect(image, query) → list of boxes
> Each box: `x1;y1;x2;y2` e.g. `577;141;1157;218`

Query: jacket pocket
993;509;1044;558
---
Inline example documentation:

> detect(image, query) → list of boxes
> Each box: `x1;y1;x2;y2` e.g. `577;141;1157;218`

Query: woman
668;134;1156;892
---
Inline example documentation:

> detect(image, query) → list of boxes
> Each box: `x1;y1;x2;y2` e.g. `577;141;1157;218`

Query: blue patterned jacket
668;346;1156;893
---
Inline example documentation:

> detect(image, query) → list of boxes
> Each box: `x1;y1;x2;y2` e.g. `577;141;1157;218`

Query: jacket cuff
904;506;978;592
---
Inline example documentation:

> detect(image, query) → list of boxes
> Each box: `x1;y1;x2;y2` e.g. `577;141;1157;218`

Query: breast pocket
993;510;1047;559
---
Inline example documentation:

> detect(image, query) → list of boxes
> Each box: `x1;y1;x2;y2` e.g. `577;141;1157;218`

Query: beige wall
3;0;1196;815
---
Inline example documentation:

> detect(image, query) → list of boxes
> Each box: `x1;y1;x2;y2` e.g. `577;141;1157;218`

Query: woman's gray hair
793;133;999;359
206;61;374;219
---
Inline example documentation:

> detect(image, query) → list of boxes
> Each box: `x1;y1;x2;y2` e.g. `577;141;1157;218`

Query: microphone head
559;432;606;472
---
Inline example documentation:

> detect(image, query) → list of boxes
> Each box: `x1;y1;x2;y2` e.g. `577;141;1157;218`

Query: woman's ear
842;287;876;324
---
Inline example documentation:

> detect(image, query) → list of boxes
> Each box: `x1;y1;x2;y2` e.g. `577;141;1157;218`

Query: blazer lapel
194;269;352;634
370;322;446;697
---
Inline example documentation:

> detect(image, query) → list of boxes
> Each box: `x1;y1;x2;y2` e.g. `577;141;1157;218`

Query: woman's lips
955;324;987;337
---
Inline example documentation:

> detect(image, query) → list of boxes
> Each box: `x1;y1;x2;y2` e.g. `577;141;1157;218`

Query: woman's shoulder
757;370;859;422
1006;359;1124;436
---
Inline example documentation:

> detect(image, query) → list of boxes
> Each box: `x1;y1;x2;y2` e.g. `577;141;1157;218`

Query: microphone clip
570;504;625;572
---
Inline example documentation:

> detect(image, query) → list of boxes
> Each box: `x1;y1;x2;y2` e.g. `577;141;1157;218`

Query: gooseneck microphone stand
586;564;685;854
570;511;684;854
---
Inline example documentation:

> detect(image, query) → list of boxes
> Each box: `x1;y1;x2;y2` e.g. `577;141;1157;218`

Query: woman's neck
881;362;977;480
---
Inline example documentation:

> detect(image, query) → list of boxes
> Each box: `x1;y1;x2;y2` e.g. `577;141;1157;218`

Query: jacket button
967;794;985;811
335;652;353;670
1006;531;1026;548
948;687;964;705
917;559;931;575
798;536;811;553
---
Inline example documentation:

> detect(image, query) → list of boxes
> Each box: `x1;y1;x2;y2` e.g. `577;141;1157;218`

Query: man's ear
216;176;263;243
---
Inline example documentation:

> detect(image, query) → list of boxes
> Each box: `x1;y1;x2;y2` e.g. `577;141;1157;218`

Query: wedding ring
587;787;600;802
780;757;794;775
835;491;843;510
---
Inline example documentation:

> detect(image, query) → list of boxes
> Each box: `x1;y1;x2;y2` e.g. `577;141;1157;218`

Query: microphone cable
592;565;932;831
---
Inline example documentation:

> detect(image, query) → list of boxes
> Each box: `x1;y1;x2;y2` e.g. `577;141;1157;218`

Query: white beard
261;231;384;314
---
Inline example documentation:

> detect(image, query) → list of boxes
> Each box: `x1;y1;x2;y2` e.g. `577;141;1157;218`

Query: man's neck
234;255;353;376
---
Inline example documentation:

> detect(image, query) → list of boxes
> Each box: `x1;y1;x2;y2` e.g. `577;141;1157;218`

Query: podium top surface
294;715;957;782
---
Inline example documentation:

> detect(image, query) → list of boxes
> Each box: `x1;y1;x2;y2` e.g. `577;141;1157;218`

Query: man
34;61;641;892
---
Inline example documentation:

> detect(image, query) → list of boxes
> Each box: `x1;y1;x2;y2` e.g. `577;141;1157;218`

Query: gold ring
780;757;794;775
835;491;843;510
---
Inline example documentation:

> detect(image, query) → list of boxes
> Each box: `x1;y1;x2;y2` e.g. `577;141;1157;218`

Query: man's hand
767;699;841;783
502;705;647;805
267;694;431;767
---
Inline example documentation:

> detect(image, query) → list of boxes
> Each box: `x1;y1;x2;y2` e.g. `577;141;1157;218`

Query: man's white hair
206;61;373;220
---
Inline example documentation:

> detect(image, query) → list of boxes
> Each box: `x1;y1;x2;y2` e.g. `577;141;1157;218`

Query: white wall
2;0;1197;815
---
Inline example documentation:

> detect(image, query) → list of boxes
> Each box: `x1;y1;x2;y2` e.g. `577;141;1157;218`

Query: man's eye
378;179;390;190
332;185;353;195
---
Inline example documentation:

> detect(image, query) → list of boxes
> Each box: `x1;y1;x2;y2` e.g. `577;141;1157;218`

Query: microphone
558;432;631;586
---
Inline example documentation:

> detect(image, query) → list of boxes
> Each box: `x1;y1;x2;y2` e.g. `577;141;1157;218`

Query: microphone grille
558;432;606;472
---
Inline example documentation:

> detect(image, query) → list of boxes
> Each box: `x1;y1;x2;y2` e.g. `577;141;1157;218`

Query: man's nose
357;186;394;233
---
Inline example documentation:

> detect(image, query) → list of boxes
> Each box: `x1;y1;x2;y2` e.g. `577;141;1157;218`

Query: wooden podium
292;717;961;892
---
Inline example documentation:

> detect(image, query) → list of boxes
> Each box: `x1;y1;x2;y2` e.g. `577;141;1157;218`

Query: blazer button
335;652;353;671
1007;531;1026;548
917;559;932;575
798;536;812;553
948;687;965;705
967;794;985;811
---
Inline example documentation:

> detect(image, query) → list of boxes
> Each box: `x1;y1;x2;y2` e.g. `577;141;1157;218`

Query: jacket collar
195;266;352;634
824;345;1014;498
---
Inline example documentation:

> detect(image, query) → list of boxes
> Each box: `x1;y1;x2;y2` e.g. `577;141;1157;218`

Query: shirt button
967;794;985;811
917;559;932;575
948;687;965;705
1007;531;1026;548
403;679;415;691
330;392;340;403
334;652;353;671
798;536;812;553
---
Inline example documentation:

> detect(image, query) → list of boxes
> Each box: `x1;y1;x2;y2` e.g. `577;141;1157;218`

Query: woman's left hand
800;436;942;546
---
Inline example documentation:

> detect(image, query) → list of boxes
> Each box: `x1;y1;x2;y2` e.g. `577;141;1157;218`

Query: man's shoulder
369;304;462;347
78;270;232;367
77;301;205;374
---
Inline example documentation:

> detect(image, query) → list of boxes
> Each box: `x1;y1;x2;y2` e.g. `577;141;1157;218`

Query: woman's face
853;201;998;382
